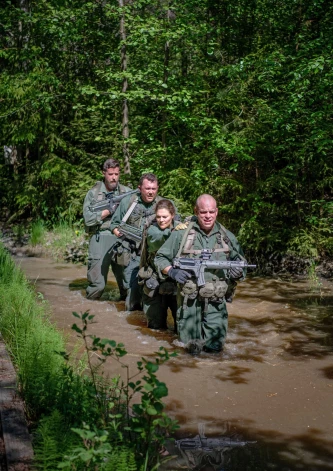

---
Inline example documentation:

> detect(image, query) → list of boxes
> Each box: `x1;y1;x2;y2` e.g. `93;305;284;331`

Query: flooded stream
14;256;333;471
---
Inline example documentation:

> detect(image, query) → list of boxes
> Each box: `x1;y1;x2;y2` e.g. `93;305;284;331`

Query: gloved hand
168;268;192;284
229;266;243;280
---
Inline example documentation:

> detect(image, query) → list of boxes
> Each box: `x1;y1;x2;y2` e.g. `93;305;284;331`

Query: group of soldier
83;158;248;354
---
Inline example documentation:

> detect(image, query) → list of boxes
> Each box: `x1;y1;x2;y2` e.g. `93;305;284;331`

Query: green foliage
0;244;178;469
29;219;46;246
34;411;80;471
65;311;179;469
0;0;332;258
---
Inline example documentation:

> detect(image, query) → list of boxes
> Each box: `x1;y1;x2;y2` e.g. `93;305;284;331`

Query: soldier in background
111;173;179;311
83;158;131;300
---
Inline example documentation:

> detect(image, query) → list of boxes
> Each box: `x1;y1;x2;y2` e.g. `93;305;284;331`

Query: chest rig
138;219;176;298
177;222;232;312
126;194;163;229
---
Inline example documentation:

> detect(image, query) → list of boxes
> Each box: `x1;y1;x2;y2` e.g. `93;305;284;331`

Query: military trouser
176;292;228;352
123;254;143;311
143;292;177;330
86;232;126;300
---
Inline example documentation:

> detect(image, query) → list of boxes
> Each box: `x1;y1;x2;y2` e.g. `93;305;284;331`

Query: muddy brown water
14;255;333;471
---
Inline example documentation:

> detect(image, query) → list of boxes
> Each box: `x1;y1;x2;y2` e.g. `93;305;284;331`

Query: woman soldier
138;199;177;331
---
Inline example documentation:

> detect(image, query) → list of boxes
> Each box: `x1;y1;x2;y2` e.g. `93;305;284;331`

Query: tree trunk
162;39;169;151
119;0;130;175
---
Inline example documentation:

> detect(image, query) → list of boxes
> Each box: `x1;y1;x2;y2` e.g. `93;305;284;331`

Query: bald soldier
154;194;246;354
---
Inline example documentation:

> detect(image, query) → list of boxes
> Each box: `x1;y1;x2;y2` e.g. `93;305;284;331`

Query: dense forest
0;0;332;261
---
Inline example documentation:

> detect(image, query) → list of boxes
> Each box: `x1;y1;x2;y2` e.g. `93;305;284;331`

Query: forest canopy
0;0;332;259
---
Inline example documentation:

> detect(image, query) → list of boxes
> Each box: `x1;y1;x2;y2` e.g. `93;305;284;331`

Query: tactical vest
176;221;234;309
85;181;128;233
176;221;231;259
126;194;164;230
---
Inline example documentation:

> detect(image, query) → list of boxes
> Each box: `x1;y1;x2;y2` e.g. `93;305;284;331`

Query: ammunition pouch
180;279;198;310
180;279;198;299
138;266;154;280
142;272;160;298
198;280;228;304
198;282;215;298
159;281;176;296
112;240;133;267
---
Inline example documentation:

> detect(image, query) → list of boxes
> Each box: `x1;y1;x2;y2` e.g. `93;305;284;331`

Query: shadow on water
65;274;333;470
69;278;123;302
160;278;333;470
162;420;333;471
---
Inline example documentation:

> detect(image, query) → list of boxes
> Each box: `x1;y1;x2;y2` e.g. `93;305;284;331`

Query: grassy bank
0;243;177;470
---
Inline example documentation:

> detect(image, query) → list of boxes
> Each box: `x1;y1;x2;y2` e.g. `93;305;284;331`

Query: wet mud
14;256;333;471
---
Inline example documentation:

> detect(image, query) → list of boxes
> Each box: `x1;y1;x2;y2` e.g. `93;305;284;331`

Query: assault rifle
118;222;142;244
173;249;256;287
90;189;138;215
176;434;256;451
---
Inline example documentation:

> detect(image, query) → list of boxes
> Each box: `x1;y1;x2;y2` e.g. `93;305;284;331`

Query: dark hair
139;173;158;186
155;199;175;216
103;159;120;171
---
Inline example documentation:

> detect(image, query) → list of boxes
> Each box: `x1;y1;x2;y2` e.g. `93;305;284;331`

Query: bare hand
113;228;122;237
101;209;110;220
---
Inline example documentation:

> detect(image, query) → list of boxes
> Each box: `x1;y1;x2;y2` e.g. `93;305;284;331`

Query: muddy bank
11;254;333;471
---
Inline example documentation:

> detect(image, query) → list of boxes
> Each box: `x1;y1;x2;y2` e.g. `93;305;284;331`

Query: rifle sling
121;198;138;224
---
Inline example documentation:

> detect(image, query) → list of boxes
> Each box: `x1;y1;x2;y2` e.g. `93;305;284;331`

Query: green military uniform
154;218;245;352
110;194;178;311
83;181;131;299
139;221;177;330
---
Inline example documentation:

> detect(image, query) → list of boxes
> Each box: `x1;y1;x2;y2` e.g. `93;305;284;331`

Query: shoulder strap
118;183;130;194
176;221;196;258
122;198;138;223
91;181;104;202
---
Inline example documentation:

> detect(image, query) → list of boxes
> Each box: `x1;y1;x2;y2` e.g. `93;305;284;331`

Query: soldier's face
156;208;173;230
195;200;218;233
139;179;158;203
103;167;120;191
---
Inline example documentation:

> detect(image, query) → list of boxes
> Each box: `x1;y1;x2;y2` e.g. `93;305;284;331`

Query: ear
194;206;198;215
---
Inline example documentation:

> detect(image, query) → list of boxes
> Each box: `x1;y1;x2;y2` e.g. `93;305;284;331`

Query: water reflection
162;421;333;471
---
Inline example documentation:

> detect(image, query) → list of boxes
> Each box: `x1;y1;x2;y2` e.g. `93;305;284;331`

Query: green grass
46;220;86;261
0;243;177;470
0;244;66;418
29;219;46;246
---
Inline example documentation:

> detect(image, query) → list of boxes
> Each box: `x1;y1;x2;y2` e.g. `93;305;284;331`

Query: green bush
0;244;178;470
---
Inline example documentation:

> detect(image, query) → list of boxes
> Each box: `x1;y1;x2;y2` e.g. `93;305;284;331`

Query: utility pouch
214;280;228;298
198;282;215;298
159;281;176;296
138;266;154;280
143;273;159;298
112;242;131;267
180;279;198;310
180;279;198;300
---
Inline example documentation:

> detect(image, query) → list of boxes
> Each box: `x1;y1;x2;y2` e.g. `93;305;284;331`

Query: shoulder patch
175;222;188;231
